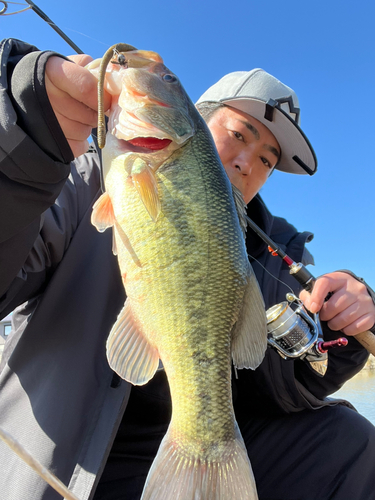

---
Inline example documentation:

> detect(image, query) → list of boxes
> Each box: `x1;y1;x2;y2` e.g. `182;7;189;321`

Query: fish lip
115;136;173;154
127;137;172;151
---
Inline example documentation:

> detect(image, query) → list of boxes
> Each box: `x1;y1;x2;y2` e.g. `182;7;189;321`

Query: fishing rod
0;427;80;500
24;0;84;53
0;1;84;53
245;214;375;360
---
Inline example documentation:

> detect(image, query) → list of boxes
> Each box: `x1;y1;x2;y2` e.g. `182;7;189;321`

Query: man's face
206;106;280;204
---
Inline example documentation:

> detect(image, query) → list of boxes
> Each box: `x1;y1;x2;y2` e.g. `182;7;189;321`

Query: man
0;38;374;500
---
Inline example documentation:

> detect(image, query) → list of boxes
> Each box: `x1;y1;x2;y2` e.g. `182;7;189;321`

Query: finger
46;57;111;112
54;111;93;142
318;290;356;322
325;300;364;331
301;276;335;314
299;289;310;304
67;54;93;67
339;313;375;337
46;57;98;110
46;73;98;128
320;279;375;323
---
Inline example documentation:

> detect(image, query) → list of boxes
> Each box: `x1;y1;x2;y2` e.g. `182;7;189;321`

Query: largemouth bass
89;45;268;500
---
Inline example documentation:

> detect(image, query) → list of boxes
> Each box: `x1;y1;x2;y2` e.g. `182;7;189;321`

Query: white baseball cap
196;69;317;175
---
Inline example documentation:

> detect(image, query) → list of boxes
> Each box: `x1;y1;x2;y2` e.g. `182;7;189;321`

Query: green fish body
91;49;267;500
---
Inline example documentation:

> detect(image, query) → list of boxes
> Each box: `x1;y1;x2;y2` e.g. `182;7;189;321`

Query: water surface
333;369;375;425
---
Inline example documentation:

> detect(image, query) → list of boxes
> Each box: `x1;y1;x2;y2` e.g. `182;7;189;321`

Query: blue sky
2;0;375;290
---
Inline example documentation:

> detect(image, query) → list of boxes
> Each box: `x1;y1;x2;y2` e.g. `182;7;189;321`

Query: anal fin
106;300;159;385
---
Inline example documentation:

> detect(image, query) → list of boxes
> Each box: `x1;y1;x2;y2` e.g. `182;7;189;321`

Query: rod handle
355;331;375;357
0;427;80;500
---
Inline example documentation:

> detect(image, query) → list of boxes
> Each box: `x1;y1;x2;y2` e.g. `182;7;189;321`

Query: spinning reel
266;293;347;376
244;214;350;376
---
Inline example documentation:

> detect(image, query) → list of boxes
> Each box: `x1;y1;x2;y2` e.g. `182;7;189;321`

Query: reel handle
317;338;348;353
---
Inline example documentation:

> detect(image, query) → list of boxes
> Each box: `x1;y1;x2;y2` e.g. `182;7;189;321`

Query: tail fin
140;423;258;500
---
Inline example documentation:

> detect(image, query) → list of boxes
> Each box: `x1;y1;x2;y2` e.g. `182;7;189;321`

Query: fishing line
0;1;31;15
247;252;296;297
40;23;111;50
4;1;111;50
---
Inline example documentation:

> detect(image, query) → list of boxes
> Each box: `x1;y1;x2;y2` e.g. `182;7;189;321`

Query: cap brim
217;97;317;175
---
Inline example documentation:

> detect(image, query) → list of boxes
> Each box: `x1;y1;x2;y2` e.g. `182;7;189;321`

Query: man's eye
261;157;272;168
232;131;244;141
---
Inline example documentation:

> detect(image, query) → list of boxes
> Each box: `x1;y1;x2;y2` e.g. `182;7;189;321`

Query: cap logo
275;96;300;124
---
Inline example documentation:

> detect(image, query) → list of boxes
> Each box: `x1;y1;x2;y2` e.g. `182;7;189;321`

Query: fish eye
118;54;127;67
163;74;177;83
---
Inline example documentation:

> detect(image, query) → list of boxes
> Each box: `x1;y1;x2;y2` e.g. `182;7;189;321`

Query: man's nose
234;152;254;176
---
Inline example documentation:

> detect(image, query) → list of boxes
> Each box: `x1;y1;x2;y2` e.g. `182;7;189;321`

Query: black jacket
0;39;369;500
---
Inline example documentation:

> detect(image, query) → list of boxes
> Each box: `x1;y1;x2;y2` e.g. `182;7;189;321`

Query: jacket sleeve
0;39;89;318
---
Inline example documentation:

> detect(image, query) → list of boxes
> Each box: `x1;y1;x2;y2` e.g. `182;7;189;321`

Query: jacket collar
245;194;274;258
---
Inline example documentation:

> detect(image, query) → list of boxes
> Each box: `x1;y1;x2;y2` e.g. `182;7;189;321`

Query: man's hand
300;272;375;336
45;54;111;158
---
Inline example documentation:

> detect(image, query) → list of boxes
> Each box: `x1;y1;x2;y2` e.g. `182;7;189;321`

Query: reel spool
266;300;321;359
266;296;328;375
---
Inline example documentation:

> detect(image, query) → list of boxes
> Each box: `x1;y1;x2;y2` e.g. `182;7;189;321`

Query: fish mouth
113;135;174;154
127;137;172;151
111;107;180;150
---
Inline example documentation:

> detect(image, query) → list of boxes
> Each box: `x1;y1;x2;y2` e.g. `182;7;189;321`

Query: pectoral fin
131;158;161;221
91;192;115;232
106;300;159;385
231;267;268;370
